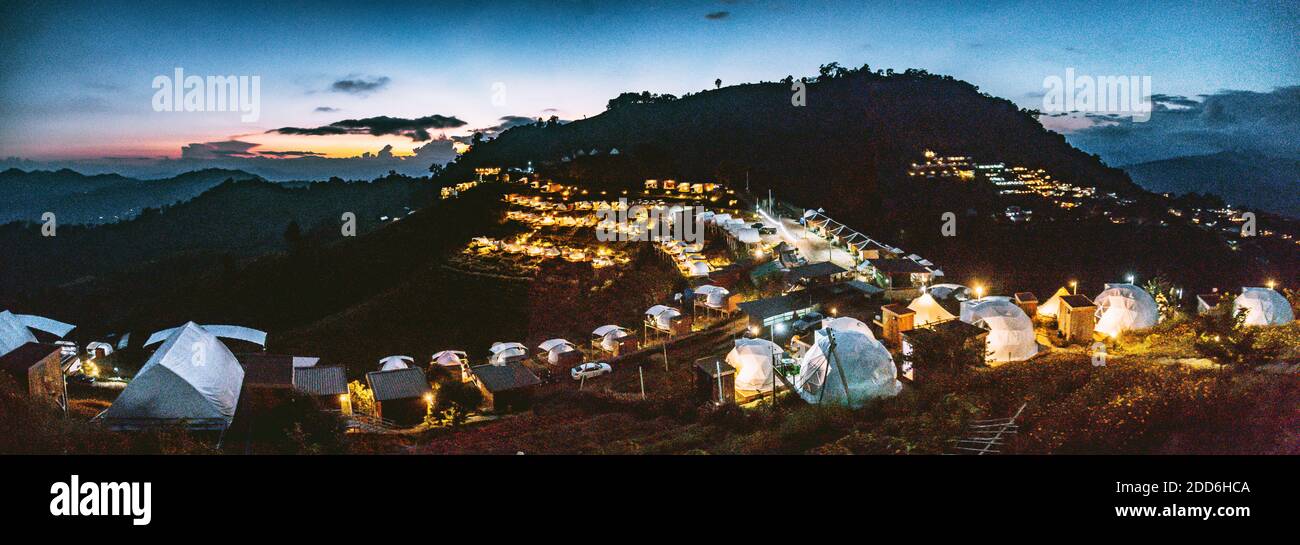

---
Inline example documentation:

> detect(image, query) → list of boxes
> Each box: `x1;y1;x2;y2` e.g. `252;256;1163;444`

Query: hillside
0;167;263;225
1123;151;1300;218
0;173;435;310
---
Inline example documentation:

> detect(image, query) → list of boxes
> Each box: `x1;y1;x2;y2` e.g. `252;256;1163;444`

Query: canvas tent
645;305;682;331
926;283;969;301
1037;287;1071;318
1233;287;1294;326
960;299;1038;363
101;322;244;429
794;329;901;408
432;350;467;367
1093;283;1159;337
145;324;266;348
379;355;414;371
907;293;957;326
0;310;74;357
725;338;782;393
820;316;875;340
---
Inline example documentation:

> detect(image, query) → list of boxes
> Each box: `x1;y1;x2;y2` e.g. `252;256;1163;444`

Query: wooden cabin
1058;295;1098;344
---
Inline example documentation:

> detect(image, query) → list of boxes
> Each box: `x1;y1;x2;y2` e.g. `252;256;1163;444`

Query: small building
236;353;296;390
366;368;432;426
292;365;350;413
863;259;933;300
1057;295;1097;344
0;342;65;409
1014;292;1038;317
693;359;736;406
879;303;915;347
785;261;850;290
468;360;541;413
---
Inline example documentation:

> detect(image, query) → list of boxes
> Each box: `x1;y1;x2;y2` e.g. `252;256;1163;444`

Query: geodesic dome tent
1092;283;1159;337
101;322;244;429
537;338;580;365
960;299;1038;363
820;316;875;340
726;338;782;393
794;329;901;408
694;285;730;309
645;305;682;331
1233;287;1294;326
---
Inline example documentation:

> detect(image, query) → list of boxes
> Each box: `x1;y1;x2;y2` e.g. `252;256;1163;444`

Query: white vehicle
570;361;612;381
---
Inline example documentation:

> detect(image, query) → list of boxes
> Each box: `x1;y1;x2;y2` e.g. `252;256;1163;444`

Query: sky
0;0;1296;179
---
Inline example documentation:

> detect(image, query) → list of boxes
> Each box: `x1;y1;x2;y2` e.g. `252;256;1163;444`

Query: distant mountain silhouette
0;167;260;225
452;68;1143;228
1122;151;1300;218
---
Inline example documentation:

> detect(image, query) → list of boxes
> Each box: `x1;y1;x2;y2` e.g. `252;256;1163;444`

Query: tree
902;326;987;375
283;220;304;253
1143;276;1182;321
715;78;722;89
428;162;446;178
430;380;483;427
1191;307;1268;368
348;380;376;415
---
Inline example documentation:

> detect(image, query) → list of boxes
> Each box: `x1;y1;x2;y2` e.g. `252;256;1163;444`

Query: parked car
570;361;613;381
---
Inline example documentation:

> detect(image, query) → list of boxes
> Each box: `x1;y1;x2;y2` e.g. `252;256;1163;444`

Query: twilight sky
1;0;1296;178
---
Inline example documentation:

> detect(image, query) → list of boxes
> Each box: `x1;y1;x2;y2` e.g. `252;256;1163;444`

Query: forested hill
451;67;1142;218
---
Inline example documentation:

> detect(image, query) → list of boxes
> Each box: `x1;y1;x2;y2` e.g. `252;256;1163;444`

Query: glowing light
1266;280;1276;290
1126;274;1135;284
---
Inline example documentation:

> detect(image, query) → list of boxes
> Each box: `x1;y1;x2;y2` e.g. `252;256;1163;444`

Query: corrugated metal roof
366;368;431;401
236;353;295;387
470;360;541;392
293;366;348;396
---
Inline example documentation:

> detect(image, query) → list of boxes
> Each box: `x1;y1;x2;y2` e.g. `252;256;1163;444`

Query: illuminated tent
1093;283;1159;337
1233;287;1294;326
907;293;957;326
488;342;528;365
794;329;901;408
926;283;969;301
101;322;244;428
146;324;266;348
959;296;1012;323
1036;287;1072;318
821;316;875;340
694;285;730;309
379;355;414;371
591;325;632;351
687;261;712;277
726;338;782;393
960;299;1038;363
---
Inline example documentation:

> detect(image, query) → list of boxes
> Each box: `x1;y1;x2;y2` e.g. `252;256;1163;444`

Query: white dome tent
645;305;682;332
820;316;875;340
432;350;467;367
379;355;414;371
694;285;730;309
960;299;1039;363
101;322;244;429
725;338;782;393
1037;287;1072;318
1233;287;1294;326
794;329;901;408
537;338;580;365
1092;283;1159;338
488;342;528;365
908;293;957;326
959;296;1012;323
687;261;712;277
591;325;632;351
926;283;969;301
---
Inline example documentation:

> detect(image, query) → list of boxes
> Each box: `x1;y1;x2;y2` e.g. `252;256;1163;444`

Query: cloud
330;76;391;95
271;114;467;141
705;11;729;20
1060;86;1300;165
314;106;340;113
180;140;260;159
257;150;325;157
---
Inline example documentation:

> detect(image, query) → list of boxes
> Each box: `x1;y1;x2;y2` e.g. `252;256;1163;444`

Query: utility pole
639;366;646;399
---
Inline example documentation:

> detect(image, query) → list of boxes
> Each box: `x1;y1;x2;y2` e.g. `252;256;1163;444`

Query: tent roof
538;338;576;352
592;325;629;337
145;324;266;347
0;311;39;358
13;314;75;338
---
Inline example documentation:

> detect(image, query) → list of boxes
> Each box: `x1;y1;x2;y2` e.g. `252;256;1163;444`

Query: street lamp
1126;274;1135;284
1266;280;1276;290
1069;280;1078;295
974;285;985;300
